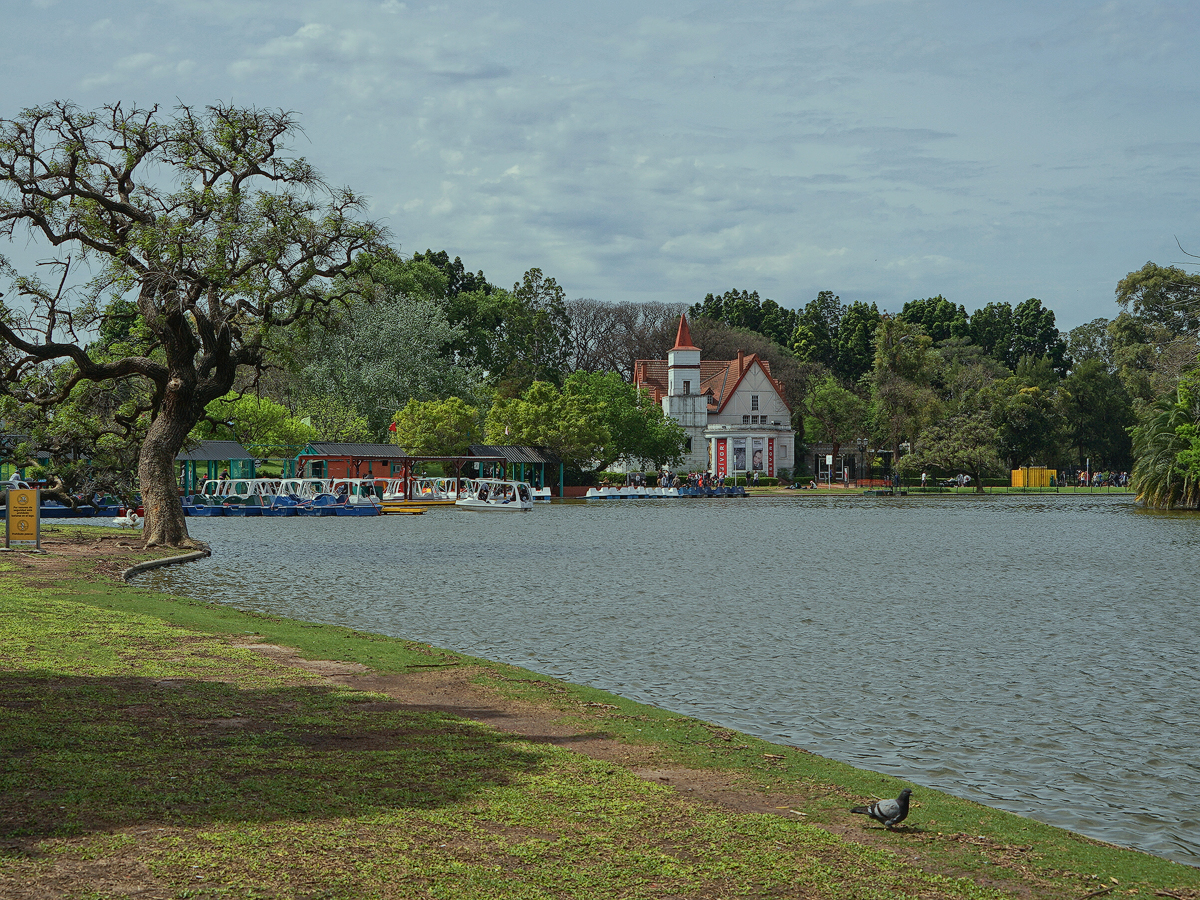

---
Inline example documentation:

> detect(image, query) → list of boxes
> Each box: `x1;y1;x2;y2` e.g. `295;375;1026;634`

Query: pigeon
851;788;912;829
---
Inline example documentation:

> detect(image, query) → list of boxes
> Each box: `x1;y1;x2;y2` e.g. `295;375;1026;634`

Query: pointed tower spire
673;314;700;351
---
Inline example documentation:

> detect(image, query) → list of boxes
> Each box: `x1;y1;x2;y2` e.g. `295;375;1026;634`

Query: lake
136;494;1200;866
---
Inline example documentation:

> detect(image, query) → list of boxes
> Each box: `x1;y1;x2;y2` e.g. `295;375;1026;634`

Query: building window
751;394;759;411
683;380;690;394
685;436;692;452
742;415;750;425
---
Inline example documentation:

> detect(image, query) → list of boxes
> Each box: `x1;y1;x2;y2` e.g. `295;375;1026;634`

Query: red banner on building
716;439;727;476
767;438;774;476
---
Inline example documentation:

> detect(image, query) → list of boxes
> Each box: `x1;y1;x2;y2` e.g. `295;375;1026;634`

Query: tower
663;316;709;470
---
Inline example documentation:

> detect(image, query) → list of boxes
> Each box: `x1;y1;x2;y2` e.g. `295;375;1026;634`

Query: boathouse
295;442;411;480
467;445;560;492
176;440;254;494
633;316;794;477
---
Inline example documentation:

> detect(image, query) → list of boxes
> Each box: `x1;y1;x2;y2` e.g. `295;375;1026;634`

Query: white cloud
4;0;1200;326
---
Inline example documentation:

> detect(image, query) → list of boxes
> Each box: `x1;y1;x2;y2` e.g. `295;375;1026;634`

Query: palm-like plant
1130;375;1200;508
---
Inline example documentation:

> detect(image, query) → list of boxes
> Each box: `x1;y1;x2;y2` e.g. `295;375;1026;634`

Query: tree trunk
138;393;207;551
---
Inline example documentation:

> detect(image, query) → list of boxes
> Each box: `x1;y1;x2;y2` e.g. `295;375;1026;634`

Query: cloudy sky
3;0;1198;330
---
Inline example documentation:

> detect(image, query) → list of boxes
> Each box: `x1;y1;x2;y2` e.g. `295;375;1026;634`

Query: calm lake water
137;494;1200;866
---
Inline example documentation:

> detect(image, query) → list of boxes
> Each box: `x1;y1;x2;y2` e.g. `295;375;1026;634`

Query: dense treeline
686;264;1200;504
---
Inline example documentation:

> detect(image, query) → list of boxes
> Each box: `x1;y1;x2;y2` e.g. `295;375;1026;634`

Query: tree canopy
390;396;482;457
294;256;483;439
690;289;798;348
897;295;969;344
1116;261;1200;336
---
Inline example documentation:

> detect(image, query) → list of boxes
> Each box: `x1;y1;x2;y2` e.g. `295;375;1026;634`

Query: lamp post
856;437;868;487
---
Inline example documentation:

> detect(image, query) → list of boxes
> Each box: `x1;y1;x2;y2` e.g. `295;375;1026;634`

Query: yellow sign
6;489;41;549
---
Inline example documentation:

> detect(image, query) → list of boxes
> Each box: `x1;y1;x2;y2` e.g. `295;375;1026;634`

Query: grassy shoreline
1;525;1196;899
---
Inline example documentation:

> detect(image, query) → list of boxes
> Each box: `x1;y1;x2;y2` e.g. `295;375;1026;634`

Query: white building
634;316;794;477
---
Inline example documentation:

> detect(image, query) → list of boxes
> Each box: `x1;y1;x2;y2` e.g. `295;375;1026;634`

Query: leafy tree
988;379;1062;468
296;269;483;438
0;290;160;507
969;302;1016;368
1130;372;1200;508
835;300;882;384
868;318;939;461
690;289;798;348
484;381;608;470
390;396;482;457
0;101;384;547
562;370;686;470
932;338;1007;416
967;299;1066;373
1012;354;1060;392
1116;261;1200;336
0;377;146;508
1065;317;1113;368
194;393;315;460
1011;298;1068;374
791;290;844;371
296;397;370;444
410;249;491;297
447;268;573;393
897;295;969;343
900;412;1002;492
1059;358;1134;469
505;268;573;388
803;374;867;471
1108;310;1200;404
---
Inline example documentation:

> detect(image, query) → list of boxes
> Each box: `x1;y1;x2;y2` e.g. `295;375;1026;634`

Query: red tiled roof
634;352;790;412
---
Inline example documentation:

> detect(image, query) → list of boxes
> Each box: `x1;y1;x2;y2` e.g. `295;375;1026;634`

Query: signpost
5;488;40;550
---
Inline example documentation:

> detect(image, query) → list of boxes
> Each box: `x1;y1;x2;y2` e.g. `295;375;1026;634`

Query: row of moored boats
584;484;748;499
185;476;542;516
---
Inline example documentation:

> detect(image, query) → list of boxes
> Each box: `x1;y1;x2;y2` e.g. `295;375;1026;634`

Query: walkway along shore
1;523;1195;899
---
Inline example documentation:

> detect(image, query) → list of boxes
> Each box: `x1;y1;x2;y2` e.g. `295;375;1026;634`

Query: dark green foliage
790;290;844;371
1060;359;1134;469
1012;298;1068;375
410;249;493;297
690;289;799;348
897;295;969;343
899;411;1002;492
969;301;1016;368
988;378;1062;468
1116;261;1200;336
835;300;882;383
1130;372;1200;508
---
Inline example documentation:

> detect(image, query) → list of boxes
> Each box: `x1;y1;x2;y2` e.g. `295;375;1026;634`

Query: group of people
1077;470;1129;488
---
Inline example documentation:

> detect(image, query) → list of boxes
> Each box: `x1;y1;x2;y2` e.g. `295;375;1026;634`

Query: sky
3;0;1199;332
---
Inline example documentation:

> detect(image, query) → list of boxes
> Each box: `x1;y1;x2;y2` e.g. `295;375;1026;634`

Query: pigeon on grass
851;788;912;829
